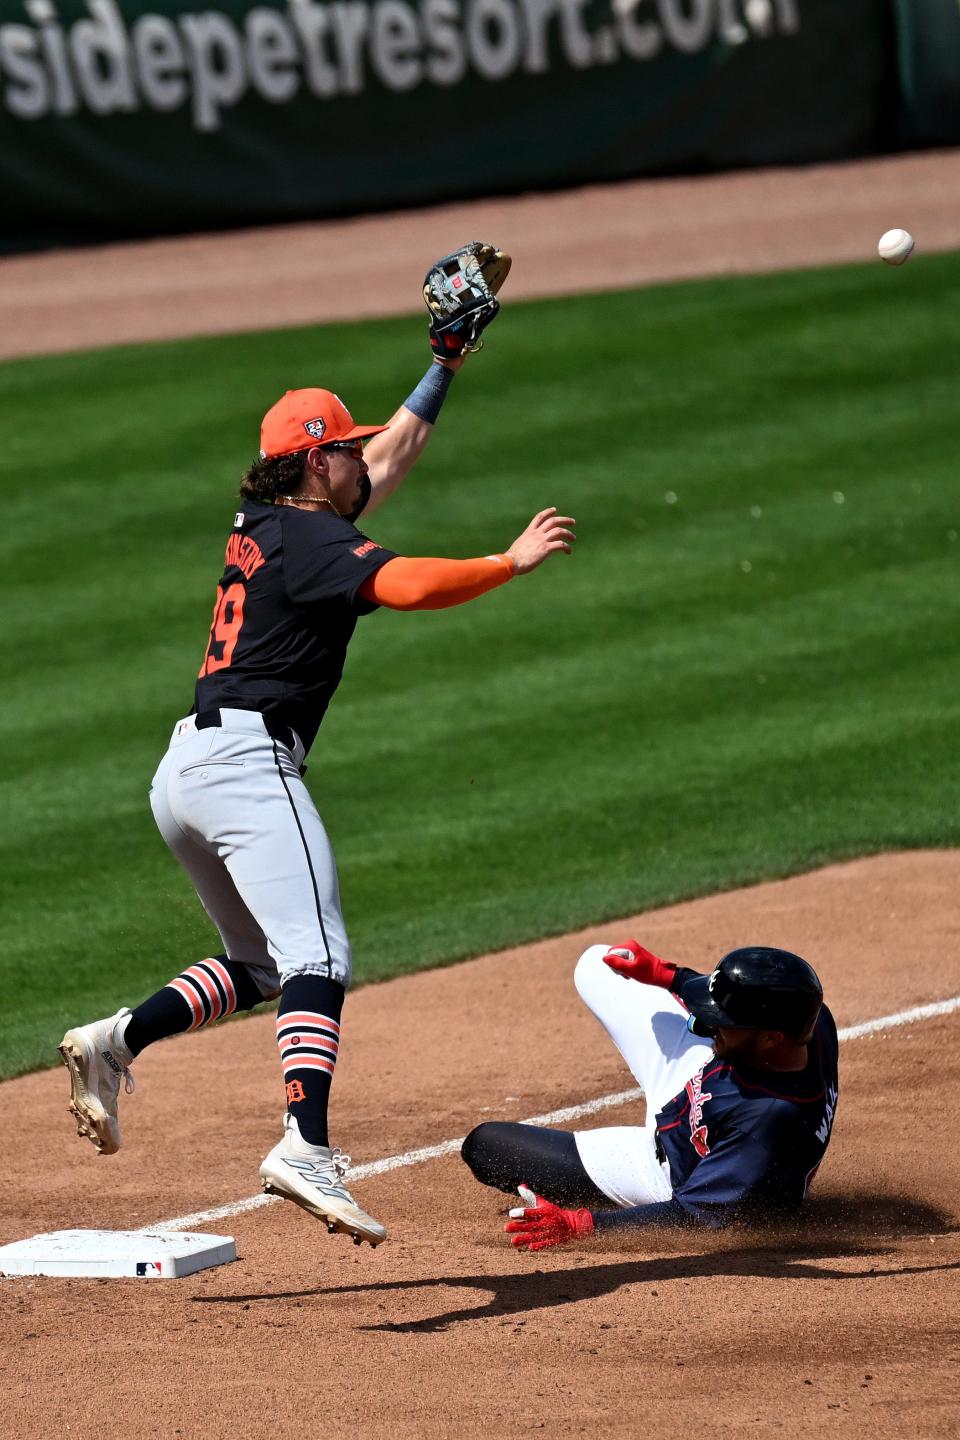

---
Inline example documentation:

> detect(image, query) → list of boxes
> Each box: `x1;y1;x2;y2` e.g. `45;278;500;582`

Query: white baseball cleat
259;1113;387;1247
58;1008;135;1156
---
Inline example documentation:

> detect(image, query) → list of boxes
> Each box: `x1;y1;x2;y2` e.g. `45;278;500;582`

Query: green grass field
3;252;959;1079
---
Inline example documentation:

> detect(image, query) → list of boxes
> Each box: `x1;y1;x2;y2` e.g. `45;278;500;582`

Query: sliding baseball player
462;941;838;1248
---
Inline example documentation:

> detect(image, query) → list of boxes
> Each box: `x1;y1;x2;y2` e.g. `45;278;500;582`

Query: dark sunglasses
322;439;364;459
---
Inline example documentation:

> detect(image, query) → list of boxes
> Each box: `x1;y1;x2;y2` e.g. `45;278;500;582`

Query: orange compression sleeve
358;554;515;611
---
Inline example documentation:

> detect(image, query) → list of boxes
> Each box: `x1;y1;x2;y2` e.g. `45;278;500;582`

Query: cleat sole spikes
58;1013;131;1157
259;1129;388;1246
59;1045;118;1155
260;1179;387;1245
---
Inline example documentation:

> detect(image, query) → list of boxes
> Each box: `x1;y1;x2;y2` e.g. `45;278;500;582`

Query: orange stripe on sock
276;1011;340;1033
168;977;204;1030
281;1055;335;1075
280;1042;338;1065
204;956;237;1015
184;965;223;1023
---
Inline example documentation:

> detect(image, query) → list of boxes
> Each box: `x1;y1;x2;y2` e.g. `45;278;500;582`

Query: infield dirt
3;152;959;1437
3;851;960;1438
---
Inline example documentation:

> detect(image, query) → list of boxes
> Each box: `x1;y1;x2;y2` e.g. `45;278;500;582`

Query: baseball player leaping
59;245;574;1249
462;942;838;1248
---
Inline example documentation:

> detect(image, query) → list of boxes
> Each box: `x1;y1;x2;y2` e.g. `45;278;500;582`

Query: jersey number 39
198;582;246;677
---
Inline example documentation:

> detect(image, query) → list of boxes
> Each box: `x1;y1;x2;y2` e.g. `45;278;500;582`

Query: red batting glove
602;939;677;988
504;1186;595;1251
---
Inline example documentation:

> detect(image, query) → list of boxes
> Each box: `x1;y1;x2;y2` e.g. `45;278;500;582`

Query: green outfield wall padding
893;0;960;144
0;0;899;251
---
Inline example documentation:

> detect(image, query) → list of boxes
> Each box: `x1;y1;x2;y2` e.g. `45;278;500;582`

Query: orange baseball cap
259;388;389;459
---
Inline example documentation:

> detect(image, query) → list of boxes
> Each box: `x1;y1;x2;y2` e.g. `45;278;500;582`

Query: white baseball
878;228;915;266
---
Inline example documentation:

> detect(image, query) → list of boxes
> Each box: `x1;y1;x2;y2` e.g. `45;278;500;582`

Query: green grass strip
3;252;959;1078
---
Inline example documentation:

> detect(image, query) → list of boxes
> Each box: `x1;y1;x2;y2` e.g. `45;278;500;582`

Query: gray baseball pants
149;709;352;999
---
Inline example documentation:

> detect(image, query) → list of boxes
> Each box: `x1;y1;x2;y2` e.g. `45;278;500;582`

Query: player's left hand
504;1185;595;1251
423;241;512;360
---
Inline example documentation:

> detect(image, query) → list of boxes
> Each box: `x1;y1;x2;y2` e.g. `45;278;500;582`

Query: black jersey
193;501;396;752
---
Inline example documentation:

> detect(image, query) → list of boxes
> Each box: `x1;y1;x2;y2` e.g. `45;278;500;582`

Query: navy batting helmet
684;947;823;1043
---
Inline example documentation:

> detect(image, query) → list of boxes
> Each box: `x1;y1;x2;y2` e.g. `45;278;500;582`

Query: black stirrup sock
276;974;346;1148
124;955;266;1057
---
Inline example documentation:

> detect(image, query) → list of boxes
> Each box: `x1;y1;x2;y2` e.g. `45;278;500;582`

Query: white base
0;1228;236;1278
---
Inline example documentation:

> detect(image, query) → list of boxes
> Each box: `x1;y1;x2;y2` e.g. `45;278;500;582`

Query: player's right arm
505;1132;786;1250
357;508;575;611
505;1191;692;1251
